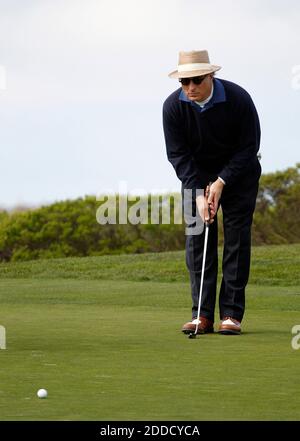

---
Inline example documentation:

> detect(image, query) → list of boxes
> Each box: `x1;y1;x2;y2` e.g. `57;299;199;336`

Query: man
163;50;261;335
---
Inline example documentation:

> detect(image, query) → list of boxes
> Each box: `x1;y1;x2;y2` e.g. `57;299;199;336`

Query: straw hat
168;50;221;79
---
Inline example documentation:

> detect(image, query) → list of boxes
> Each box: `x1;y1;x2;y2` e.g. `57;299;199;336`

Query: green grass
0;244;299;420
0;243;300;286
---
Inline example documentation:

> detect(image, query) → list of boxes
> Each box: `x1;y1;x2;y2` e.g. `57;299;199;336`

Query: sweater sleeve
218;93;260;186
163;100;202;190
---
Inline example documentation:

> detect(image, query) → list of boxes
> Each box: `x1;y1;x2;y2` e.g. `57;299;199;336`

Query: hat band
177;62;211;72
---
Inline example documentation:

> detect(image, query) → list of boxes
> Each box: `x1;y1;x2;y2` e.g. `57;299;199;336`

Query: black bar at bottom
0;421;299;439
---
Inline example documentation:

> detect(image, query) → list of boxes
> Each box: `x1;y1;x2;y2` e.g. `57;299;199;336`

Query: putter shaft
194;221;210;335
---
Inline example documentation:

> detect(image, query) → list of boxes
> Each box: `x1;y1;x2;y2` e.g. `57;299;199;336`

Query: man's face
180;74;213;102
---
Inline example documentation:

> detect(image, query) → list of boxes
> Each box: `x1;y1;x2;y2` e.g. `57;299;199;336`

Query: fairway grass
0;246;299;420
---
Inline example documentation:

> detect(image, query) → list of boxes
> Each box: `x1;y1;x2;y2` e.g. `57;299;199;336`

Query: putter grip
208;204;211;220
206;182;213;224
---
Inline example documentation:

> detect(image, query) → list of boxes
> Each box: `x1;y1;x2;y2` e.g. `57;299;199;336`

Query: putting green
0;246;299;420
0;245;300;421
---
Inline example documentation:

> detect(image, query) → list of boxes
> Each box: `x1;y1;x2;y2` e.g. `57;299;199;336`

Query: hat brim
168;65;221;79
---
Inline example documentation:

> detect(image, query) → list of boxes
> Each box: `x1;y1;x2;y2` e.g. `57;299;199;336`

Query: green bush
0;196;185;262
0;164;299;262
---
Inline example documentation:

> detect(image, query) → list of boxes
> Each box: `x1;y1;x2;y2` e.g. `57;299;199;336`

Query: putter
189;184;211;339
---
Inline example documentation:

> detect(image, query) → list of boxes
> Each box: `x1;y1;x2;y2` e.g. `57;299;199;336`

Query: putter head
188;333;196;339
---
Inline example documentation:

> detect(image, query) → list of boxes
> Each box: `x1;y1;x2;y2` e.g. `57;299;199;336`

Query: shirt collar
179;78;226;111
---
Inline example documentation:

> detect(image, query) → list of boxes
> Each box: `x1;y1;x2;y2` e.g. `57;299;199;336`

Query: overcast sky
0;0;299;208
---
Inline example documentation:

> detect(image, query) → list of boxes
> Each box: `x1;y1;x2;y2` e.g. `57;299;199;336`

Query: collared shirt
179;78;226;112
162;78;261;189
180;80;226;184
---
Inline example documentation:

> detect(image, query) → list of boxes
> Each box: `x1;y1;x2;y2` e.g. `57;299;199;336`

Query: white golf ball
37;388;48;399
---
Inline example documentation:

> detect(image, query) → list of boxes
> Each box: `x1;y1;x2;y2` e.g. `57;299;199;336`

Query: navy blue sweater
162;78;260;188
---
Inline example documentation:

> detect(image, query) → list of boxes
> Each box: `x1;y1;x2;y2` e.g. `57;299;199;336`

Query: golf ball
37;388;48;399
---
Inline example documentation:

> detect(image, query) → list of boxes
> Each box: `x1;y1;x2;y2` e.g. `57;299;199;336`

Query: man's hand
196;192;212;224
207;178;224;219
196;178;224;224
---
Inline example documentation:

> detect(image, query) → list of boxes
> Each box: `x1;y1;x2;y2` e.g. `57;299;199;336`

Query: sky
0;0;299;208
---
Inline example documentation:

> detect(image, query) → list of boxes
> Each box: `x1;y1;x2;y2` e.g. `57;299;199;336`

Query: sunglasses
179;75;208;86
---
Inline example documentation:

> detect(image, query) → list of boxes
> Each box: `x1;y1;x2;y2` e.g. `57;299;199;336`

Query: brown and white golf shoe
218;317;241;335
182;317;214;334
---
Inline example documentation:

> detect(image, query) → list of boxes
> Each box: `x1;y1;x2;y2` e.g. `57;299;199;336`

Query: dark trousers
184;161;261;323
